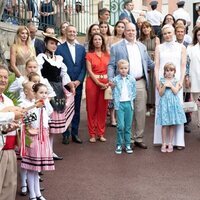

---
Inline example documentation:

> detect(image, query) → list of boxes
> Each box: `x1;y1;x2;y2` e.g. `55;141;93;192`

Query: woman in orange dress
86;33;110;143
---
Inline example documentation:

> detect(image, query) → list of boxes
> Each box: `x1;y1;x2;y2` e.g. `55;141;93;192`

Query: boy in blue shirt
112;59;136;154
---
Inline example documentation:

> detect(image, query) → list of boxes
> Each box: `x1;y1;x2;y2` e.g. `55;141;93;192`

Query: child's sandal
161;143;167;153
167;143;173;153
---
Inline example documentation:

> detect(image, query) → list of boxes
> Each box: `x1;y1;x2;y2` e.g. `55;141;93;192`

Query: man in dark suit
56;25;86;144
119;0;139;38
27;23;45;56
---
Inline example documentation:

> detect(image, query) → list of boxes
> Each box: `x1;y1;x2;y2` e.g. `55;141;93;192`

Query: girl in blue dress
156;63;186;153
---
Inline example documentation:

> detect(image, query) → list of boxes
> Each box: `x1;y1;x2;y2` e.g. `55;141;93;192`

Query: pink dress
20;98;55;171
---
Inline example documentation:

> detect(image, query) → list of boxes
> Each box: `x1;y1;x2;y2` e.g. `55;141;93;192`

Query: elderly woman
10;26;35;77
187;26;200;127
154;24;186;150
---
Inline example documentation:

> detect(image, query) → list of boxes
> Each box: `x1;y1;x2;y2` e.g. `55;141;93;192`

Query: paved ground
16;100;200;200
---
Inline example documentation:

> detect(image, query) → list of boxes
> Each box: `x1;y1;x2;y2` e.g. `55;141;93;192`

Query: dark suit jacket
55;42;86;88
119;10;139;38
34;38;45;56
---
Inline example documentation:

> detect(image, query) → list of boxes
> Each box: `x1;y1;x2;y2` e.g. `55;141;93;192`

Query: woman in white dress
154;24;187;149
187;26;200;127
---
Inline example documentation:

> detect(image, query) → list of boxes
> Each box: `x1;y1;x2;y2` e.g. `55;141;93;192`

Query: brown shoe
134;142;148;149
89;137;96;143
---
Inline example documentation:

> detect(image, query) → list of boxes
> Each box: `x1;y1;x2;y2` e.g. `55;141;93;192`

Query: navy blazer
55;42;86;86
108;39;155;89
34;38;45;56
119;10;139;38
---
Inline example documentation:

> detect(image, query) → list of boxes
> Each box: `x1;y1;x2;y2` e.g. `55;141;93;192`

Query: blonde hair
25;58;38;68
117;59;129;69
162;24;175;34
163;62;176;77
14;26;35;57
22;81;34;91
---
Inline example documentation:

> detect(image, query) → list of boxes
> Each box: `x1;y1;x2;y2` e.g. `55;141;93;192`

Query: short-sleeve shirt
86;52;110;75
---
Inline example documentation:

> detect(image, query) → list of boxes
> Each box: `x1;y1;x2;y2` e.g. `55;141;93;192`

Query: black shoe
39;177;44;182
53;153;63;160
38;171;44;176
62;136;70;145
72;135;82;144
20;186;28;196
134;142;148;149
40;187;45;192
184;126;191;133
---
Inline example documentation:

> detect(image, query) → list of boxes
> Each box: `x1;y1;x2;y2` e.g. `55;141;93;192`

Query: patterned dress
37;53;74;134
156;78;186;126
20;99;55;171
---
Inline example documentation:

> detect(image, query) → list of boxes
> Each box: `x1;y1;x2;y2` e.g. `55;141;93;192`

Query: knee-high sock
27;170;36;199
20;168;27;187
34;173;42;197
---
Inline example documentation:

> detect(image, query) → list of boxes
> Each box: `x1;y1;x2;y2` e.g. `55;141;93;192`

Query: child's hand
109;81;115;89
35;99;45;108
164;80;172;88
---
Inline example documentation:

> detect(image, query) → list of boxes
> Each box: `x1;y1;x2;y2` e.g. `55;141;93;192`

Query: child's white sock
27;170;36;199
34;173;42;197
20;168;27;187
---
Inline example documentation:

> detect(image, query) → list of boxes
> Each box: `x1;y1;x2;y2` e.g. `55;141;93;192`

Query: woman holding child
153;24;187;150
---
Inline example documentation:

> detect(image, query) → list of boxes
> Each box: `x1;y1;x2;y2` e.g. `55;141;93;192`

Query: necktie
130;12;136;24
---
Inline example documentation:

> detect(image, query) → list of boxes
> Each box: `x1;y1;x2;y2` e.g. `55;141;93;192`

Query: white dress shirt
67;42;76;63
146;10;164;26
125;40;143;79
120;77;130;102
173;8;191;26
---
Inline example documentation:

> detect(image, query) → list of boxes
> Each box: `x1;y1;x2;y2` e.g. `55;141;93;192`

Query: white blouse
37;53;71;86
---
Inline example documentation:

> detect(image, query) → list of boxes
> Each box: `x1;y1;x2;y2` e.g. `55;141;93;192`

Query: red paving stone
16;100;200;200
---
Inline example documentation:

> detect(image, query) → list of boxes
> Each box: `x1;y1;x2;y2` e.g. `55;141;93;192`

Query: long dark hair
192;26;200;45
87;24;99;41
139;21;156;41
88;33;107;53
162;14;176;28
99;21;111;36
114;20;125;37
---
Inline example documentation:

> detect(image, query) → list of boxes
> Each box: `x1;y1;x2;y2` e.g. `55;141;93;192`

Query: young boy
112;59;136;154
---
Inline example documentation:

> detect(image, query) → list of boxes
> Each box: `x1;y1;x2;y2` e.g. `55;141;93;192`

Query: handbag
104;86;113;100
183;101;198;113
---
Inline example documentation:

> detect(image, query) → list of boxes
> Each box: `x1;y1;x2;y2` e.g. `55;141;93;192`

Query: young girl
9;59;55;99
21;83;54;200
156;63;186;153
27;72;41;84
112;59;136;154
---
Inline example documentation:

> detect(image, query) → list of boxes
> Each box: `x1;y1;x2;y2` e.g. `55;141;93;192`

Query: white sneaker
125;145;133;154
115;146;122;154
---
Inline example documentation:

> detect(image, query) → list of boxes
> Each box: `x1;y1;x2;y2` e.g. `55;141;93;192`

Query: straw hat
42;32;61;43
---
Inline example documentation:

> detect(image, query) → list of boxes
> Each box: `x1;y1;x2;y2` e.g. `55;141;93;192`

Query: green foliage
4;73;21;106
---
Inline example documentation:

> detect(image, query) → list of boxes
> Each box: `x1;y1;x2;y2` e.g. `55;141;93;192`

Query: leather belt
135;76;144;81
89;74;108;79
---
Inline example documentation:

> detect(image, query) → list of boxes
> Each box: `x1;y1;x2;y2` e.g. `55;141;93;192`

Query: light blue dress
156;78;186;126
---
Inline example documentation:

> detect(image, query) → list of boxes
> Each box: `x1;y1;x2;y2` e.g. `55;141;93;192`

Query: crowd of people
0;0;200;199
